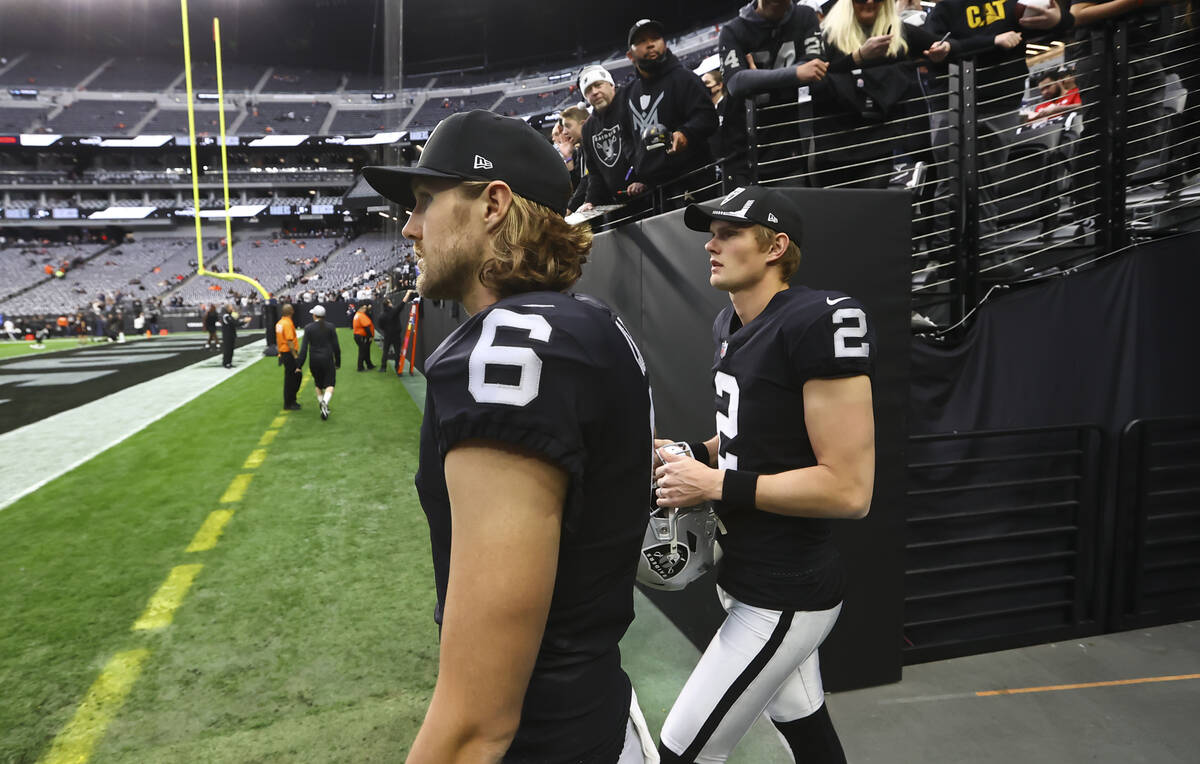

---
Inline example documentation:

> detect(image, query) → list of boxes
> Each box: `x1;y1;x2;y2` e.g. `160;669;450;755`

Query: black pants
381;330;404;373
355;334;374;370
281;352;301;406
222;333;235;367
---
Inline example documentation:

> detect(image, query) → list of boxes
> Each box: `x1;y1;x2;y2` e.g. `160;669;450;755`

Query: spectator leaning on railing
717;0;828;186
923;0;1069;254
809;0;956;189
623;18;718;190
575;65;640;211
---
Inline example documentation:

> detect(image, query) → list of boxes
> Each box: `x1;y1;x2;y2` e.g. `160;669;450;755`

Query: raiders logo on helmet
637;442;721;591
643;542;689;579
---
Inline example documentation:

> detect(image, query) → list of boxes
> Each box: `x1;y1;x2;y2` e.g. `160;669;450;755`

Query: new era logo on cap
768;213;779;223
360;111;572;215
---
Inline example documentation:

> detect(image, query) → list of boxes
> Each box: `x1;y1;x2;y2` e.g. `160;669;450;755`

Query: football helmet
636;442;720;591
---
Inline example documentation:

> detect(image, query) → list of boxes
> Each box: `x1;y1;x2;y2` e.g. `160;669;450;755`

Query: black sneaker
320;400;329;420
285;403;302;410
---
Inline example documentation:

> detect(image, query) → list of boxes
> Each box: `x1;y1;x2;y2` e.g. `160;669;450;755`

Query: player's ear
765;232;789;265
481;181;513;233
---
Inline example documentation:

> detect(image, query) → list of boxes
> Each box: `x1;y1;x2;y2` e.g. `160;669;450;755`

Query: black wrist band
687;441;710;465
722;469;758;510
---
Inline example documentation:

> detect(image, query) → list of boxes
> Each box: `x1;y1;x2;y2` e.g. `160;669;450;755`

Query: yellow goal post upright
179;0;271;301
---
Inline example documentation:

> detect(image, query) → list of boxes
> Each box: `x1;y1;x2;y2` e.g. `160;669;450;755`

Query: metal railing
1112;416;1200;630
904;424;1107;663
589;10;1200;338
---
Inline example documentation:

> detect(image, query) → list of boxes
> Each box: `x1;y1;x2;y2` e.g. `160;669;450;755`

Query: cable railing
581;13;1197;336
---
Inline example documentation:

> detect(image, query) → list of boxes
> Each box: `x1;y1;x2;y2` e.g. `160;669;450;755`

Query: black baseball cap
684;185;804;246
362;110;571;215
628;18;666;47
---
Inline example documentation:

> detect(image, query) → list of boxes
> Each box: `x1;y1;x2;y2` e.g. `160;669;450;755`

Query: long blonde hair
822;0;908;60
459;181;592;298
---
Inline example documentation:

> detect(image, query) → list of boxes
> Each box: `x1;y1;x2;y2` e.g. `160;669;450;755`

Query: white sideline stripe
0;339;266;512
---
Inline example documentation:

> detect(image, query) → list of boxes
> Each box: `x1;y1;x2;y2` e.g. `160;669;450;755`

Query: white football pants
659;588;842;763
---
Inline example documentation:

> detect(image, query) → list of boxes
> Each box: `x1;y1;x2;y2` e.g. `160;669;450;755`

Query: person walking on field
297;305;341;420
352;304;376;371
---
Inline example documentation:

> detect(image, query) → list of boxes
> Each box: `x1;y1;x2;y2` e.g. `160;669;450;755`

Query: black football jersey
710;286;874;611
414;290;653;763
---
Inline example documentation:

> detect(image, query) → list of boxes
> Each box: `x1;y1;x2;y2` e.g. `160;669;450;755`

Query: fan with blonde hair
822;0;908;59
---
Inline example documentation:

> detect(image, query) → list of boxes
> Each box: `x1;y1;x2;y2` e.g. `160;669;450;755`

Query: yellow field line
269;415;287;429
976;673;1200;696
186;510;235;553
258;429;280;447
219;473;253;503
38;649;152;764
132;564;204;631
242;449;267;470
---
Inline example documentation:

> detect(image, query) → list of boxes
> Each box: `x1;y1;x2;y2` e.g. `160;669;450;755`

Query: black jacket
623;50;718;185
811;24;957;162
717;2;823;173
297;320;340;368
926;0;1072;113
581;86;637;204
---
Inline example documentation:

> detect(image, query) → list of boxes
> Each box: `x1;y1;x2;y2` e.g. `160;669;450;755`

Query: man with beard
576;64;642;211
361;110;656;763
717;0;828;185
624;19;718;191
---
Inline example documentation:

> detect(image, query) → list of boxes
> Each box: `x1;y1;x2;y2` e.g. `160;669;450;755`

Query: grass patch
0;333;436;763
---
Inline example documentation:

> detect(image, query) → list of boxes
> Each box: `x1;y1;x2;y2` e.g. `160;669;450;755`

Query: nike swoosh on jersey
826;296;851;305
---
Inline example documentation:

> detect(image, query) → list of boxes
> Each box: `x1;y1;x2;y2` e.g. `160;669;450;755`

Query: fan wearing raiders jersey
717;0;828;185
362;110;656;764
653;185;874;764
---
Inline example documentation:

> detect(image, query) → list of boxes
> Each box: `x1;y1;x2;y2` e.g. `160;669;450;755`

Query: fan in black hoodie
577;65;637;208
623;19;718;187
718;0;829;185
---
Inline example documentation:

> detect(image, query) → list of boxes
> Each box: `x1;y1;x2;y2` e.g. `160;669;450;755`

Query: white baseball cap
578;65;615;93
311;304;326;317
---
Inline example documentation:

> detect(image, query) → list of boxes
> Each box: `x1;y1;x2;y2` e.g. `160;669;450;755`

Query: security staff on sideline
276;303;302;410
352;304;376;371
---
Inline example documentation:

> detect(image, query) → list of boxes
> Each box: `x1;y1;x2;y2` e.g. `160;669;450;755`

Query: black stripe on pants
676;610;795;762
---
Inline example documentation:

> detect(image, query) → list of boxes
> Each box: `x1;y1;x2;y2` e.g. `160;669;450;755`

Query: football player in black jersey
362;111;656;764
653;185;875;763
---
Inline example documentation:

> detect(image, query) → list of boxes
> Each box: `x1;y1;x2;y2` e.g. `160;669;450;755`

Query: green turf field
0;333;437;763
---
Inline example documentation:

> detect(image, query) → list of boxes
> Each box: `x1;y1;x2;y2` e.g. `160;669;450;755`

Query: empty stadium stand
87;57;181;92
238;101;331;134
46;99;156;135
326;108;408;134
408;92;503;128
261;67;344;94
0;53;106;89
